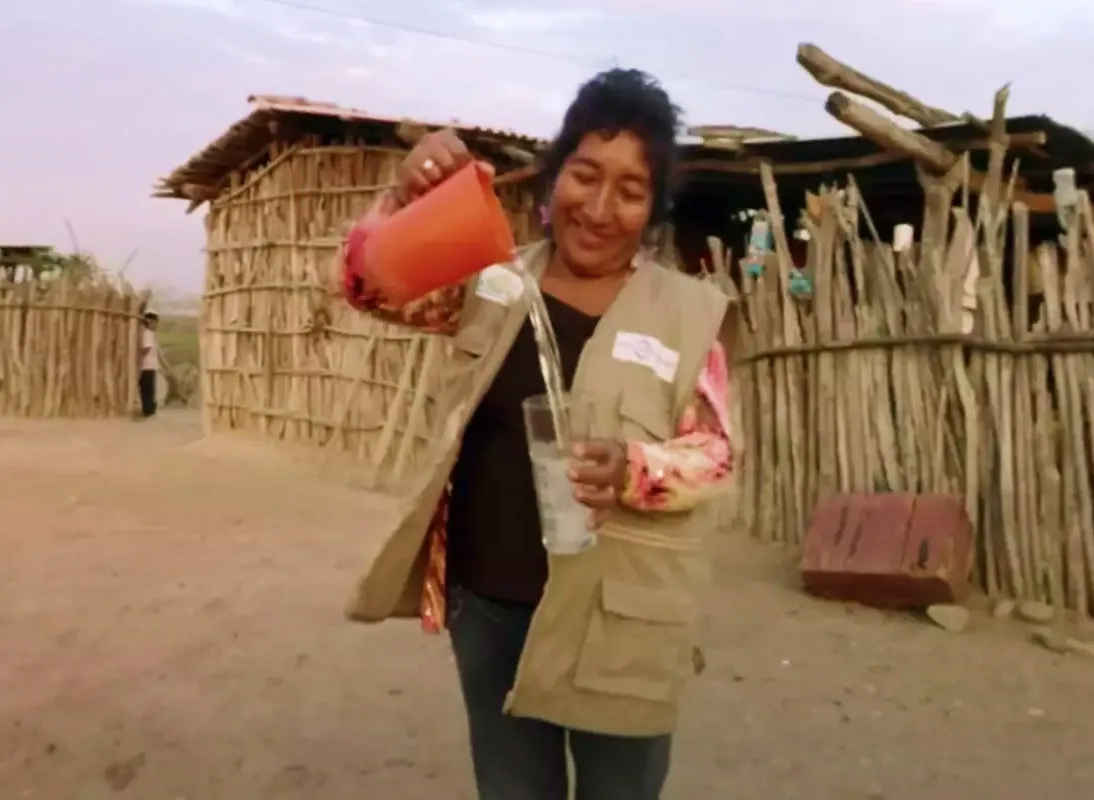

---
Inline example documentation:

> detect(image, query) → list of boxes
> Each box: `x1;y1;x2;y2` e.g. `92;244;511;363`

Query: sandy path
1;411;1092;799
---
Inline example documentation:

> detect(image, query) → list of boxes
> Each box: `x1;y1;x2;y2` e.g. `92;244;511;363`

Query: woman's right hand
394;129;494;206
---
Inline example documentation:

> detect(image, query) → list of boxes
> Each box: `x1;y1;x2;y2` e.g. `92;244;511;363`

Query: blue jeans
448;586;673;800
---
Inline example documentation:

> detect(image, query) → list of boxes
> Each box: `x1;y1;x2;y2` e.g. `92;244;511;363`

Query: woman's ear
540;186;555;238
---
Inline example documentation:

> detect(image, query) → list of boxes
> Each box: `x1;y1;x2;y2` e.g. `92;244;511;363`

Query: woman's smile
567;219;614;251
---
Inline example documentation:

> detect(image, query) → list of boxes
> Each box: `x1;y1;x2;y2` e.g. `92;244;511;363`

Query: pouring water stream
509;257;571;448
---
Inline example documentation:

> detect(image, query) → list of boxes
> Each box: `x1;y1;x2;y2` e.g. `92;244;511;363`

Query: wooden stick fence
726;163;1094;615
0;273;143;417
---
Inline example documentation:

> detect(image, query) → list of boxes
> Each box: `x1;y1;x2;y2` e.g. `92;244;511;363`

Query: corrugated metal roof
247;94;543;144
155;93;1094;215
154;94;546;204
687;124;797;144
741;114;1094;175
677;114;1094;216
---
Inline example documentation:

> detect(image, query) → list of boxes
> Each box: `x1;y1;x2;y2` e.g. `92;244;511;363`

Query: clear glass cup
522;393;597;555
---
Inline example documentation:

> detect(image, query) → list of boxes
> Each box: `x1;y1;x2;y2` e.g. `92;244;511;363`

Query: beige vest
347;241;728;736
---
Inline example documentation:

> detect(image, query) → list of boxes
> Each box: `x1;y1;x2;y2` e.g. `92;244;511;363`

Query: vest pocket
572;579;695;703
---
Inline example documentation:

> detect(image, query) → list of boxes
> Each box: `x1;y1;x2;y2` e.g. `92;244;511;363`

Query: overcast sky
1;0;1091;296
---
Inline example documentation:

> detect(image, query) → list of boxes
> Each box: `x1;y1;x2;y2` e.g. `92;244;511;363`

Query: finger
572;442;603;462
568;461;615;486
402;145;464;200
573;440;621;465
426;144;461;178
587;507;608;530
419;132;470;181
400;169;434;200
573;483;616;509
435;129;472;164
419;157;444;184
398;129;471;202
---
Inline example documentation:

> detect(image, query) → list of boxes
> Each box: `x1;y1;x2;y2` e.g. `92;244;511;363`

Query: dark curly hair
539;68;682;228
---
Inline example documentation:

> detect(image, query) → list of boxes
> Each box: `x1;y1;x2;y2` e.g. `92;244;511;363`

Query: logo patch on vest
474;264;524;306
611;332;679;383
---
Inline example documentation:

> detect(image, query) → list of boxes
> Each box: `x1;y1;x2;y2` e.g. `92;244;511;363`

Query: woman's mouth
570;225;611;250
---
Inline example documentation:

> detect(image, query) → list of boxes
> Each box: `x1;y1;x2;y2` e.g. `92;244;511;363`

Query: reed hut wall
200;140;540;489
0;274;142;417
726;170;1094;615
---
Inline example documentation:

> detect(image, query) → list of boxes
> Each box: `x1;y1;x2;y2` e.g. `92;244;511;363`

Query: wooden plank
801;492;973;608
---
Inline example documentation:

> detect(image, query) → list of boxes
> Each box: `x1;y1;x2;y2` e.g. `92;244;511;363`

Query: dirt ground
2;412;1094;800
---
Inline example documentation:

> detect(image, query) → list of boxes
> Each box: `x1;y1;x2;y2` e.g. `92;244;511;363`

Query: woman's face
548;130;653;277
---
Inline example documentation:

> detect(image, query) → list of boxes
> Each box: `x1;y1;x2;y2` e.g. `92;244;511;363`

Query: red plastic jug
346;161;516;307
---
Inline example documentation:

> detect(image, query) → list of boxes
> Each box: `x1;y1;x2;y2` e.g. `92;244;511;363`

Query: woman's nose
582;186;613;224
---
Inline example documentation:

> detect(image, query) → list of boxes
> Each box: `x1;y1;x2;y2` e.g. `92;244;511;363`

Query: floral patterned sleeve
341;189;465;335
620;341;733;511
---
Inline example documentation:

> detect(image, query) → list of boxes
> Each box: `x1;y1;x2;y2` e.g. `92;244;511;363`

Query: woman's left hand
569;440;628;528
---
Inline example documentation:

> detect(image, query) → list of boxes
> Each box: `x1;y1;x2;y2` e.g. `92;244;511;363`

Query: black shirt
447;293;601;606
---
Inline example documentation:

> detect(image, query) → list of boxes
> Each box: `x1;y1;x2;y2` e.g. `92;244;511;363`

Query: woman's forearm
346;280;465;335
620;429;732;511
340;189;465;335
619;341;733;512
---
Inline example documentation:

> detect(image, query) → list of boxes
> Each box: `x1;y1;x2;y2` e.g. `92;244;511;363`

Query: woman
341;69;733;799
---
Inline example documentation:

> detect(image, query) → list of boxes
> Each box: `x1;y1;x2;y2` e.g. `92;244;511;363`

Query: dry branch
825;92;958;173
826;91;1057;213
979;85;1012;213
798;43;958;126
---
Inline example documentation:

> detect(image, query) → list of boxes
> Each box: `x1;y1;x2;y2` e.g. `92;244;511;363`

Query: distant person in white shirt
139;309;160;418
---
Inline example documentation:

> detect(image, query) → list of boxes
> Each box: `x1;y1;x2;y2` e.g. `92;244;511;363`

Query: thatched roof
153;95;547;207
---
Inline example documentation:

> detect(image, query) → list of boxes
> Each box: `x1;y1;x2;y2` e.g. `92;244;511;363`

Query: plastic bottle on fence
745;216;771;278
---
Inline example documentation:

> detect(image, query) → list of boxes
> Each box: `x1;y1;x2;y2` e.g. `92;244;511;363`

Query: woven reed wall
200;143;540;489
